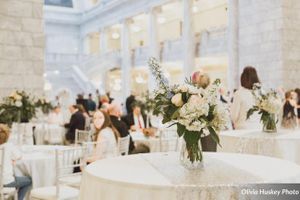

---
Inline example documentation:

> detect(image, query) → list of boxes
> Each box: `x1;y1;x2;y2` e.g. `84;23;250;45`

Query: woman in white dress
231;66;261;130
87;110;119;162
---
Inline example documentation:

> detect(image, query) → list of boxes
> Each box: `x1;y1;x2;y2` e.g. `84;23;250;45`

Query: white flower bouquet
0;91;36;125
247;84;283;132
149;58;229;165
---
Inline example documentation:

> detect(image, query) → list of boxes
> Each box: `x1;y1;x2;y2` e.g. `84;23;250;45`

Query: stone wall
238;0;300;89
281;0;300;89
0;0;44;98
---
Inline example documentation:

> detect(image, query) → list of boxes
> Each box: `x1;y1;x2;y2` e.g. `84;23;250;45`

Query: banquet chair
0;147;18;200
159;129;179;152
74;129;92;146
117;135;130;156
30;146;87;200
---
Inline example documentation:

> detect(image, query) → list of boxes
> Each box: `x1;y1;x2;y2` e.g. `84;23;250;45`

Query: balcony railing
196;26;227;57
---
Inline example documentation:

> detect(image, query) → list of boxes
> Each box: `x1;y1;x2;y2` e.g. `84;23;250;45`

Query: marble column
147;7;160;92
99;28;108;55
182;0;195;79
121;19;132;101
227;0;239;91
83;35;90;55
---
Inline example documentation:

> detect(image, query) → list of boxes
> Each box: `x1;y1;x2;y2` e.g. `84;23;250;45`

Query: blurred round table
79;152;300;200
34;124;65;145
15;145;69;188
218;129;300;165
130;131;179;152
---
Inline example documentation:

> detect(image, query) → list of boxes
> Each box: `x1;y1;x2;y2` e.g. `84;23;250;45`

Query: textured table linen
219;129;300;165
15;145;68;188
79;152;300;200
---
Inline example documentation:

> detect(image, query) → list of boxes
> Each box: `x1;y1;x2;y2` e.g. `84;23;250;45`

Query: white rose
171;93;184;107
15;94;22;101
188;95;203;105
10;91;17;98
15;100;22;107
178;85;188;93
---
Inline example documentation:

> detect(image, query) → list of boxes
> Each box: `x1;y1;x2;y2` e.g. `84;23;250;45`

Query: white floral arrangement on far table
247;83;283;133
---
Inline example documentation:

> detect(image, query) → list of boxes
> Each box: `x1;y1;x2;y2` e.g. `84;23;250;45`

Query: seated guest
98;95;109;109
87;110;119;162
77;104;91;131
48;106;64;125
295;88;300;124
122;103;147;131
125;92;136;114
108;103;150;154
282;91;298;129
64;105;85;144
100;102;110;113
0;124;32;200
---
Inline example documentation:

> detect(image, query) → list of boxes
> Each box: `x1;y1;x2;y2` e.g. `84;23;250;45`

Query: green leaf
183;130;201;145
162;117;171;124
171;108;180;119
177;123;185;137
208;126;221;146
247;107;258;119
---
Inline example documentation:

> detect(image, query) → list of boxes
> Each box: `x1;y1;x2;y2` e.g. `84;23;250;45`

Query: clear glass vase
179;139;204;169
263;113;277;133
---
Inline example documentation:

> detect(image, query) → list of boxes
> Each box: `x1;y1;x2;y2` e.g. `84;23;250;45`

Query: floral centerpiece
247;84;282;133
0;91;36;125
35;98;53;114
148;58;229;169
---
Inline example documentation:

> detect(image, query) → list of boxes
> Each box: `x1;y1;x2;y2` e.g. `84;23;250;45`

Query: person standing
87;93;96;113
64;105;85;144
230;66;261;130
282;91;298;129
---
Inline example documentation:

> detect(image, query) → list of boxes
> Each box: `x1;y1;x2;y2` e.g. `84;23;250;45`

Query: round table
218;129;300;165
15;145;68;188
79;152;300;200
130;131;179;152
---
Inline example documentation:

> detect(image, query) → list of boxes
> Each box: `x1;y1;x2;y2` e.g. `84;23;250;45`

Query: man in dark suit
125;93;136;114
76;94;89;113
64;105;85;144
108;103;149;154
122;103;148;131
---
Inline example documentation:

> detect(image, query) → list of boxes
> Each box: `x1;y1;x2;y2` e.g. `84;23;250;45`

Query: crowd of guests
62;100;151;154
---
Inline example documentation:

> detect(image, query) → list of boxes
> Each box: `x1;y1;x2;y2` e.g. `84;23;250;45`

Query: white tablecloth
79;152;300;200
131;132;179;152
15;145;68;188
34;124;66;145
218;129;300;165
